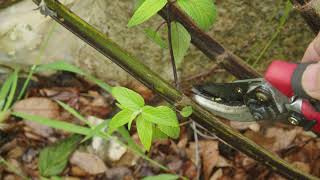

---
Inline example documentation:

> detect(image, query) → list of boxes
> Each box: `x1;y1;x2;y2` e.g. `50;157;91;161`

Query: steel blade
193;94;256;122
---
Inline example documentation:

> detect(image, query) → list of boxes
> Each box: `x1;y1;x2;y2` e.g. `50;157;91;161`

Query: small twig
194;122;218;140
183;64;220;82
166;3;199;178
179;119;192;126
192;121;201;180
166;3;179;89
155;21;166;33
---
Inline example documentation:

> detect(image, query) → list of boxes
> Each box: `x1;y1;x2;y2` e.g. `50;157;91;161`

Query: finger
301;63;320;100
302;32;320;62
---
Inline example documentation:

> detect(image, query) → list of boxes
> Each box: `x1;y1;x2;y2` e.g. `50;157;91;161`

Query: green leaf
136;115;153;151
152;126;168;140
112;86;144;111
158;124;180;139
128;110;141;130
141;106;179;127
39;134;82;177
51;176;63;180
134;0;145;11
171;22;191;68
180;106;193;117
109;109;137;133
128;0;167;27
177;0;217;31
145;28;168;49
141;174;179;180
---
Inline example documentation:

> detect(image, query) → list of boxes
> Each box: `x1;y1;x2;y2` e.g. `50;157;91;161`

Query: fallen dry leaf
244;130;275;150
70;151;107;175
210;168;223;180
187;140;219;180
13;97;60;137
292;161;310;173
182;160;197;180
201;141;219;180
216;156;232;168
265;127;300;151
230;121;260;132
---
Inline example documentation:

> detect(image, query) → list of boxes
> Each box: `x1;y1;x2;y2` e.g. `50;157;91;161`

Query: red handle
265;60;297;97
302;100;320;133
265;60;320;133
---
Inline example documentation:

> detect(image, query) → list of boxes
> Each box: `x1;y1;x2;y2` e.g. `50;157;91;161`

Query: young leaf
158;124;180;139
170;22;191;68
177;0;217;31
112;86;144;111
152;126;168;140
145;28;168;49
128;110;141;130
136;115;153;151
39;134;82;177
141;106;179;127
109;109;136;133
134;0;145;11
141;174;179;180
128;0;167;27
180;106;193;117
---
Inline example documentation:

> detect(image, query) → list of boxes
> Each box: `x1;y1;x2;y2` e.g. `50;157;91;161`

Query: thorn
34;0;57;17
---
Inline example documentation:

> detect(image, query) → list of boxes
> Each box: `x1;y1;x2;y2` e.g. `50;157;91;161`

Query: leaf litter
0;71;320;180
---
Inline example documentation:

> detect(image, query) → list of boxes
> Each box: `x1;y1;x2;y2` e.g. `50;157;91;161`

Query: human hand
301;33;320;100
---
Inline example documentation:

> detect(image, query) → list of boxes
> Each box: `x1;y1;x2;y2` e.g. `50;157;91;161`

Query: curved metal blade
192;79;262;103
193;94;255;122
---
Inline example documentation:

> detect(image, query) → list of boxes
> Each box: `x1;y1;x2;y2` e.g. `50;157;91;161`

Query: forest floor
0;70;319;180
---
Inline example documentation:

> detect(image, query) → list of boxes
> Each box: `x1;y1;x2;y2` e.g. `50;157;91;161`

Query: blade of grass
56;100;93;126
17;22;58;100
0;73;14;110
3;68;19;111
81;120;108;143
251;0;292;67
36;61;112;93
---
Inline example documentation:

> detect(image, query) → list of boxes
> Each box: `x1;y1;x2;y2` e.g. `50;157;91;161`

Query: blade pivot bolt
288;116;299;126
256;92;269;102
235;87;243;94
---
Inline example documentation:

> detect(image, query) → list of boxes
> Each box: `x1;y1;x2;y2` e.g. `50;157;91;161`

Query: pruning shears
192;60;320;134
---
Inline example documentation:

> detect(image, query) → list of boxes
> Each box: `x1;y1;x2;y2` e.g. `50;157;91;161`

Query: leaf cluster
129;0;217;67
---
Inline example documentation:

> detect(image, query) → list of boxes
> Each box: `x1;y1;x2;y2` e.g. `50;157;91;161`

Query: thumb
301;63;320;100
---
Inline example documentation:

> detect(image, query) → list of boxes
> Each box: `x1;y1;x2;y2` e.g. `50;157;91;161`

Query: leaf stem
166;3;179;89
155;21;166;33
